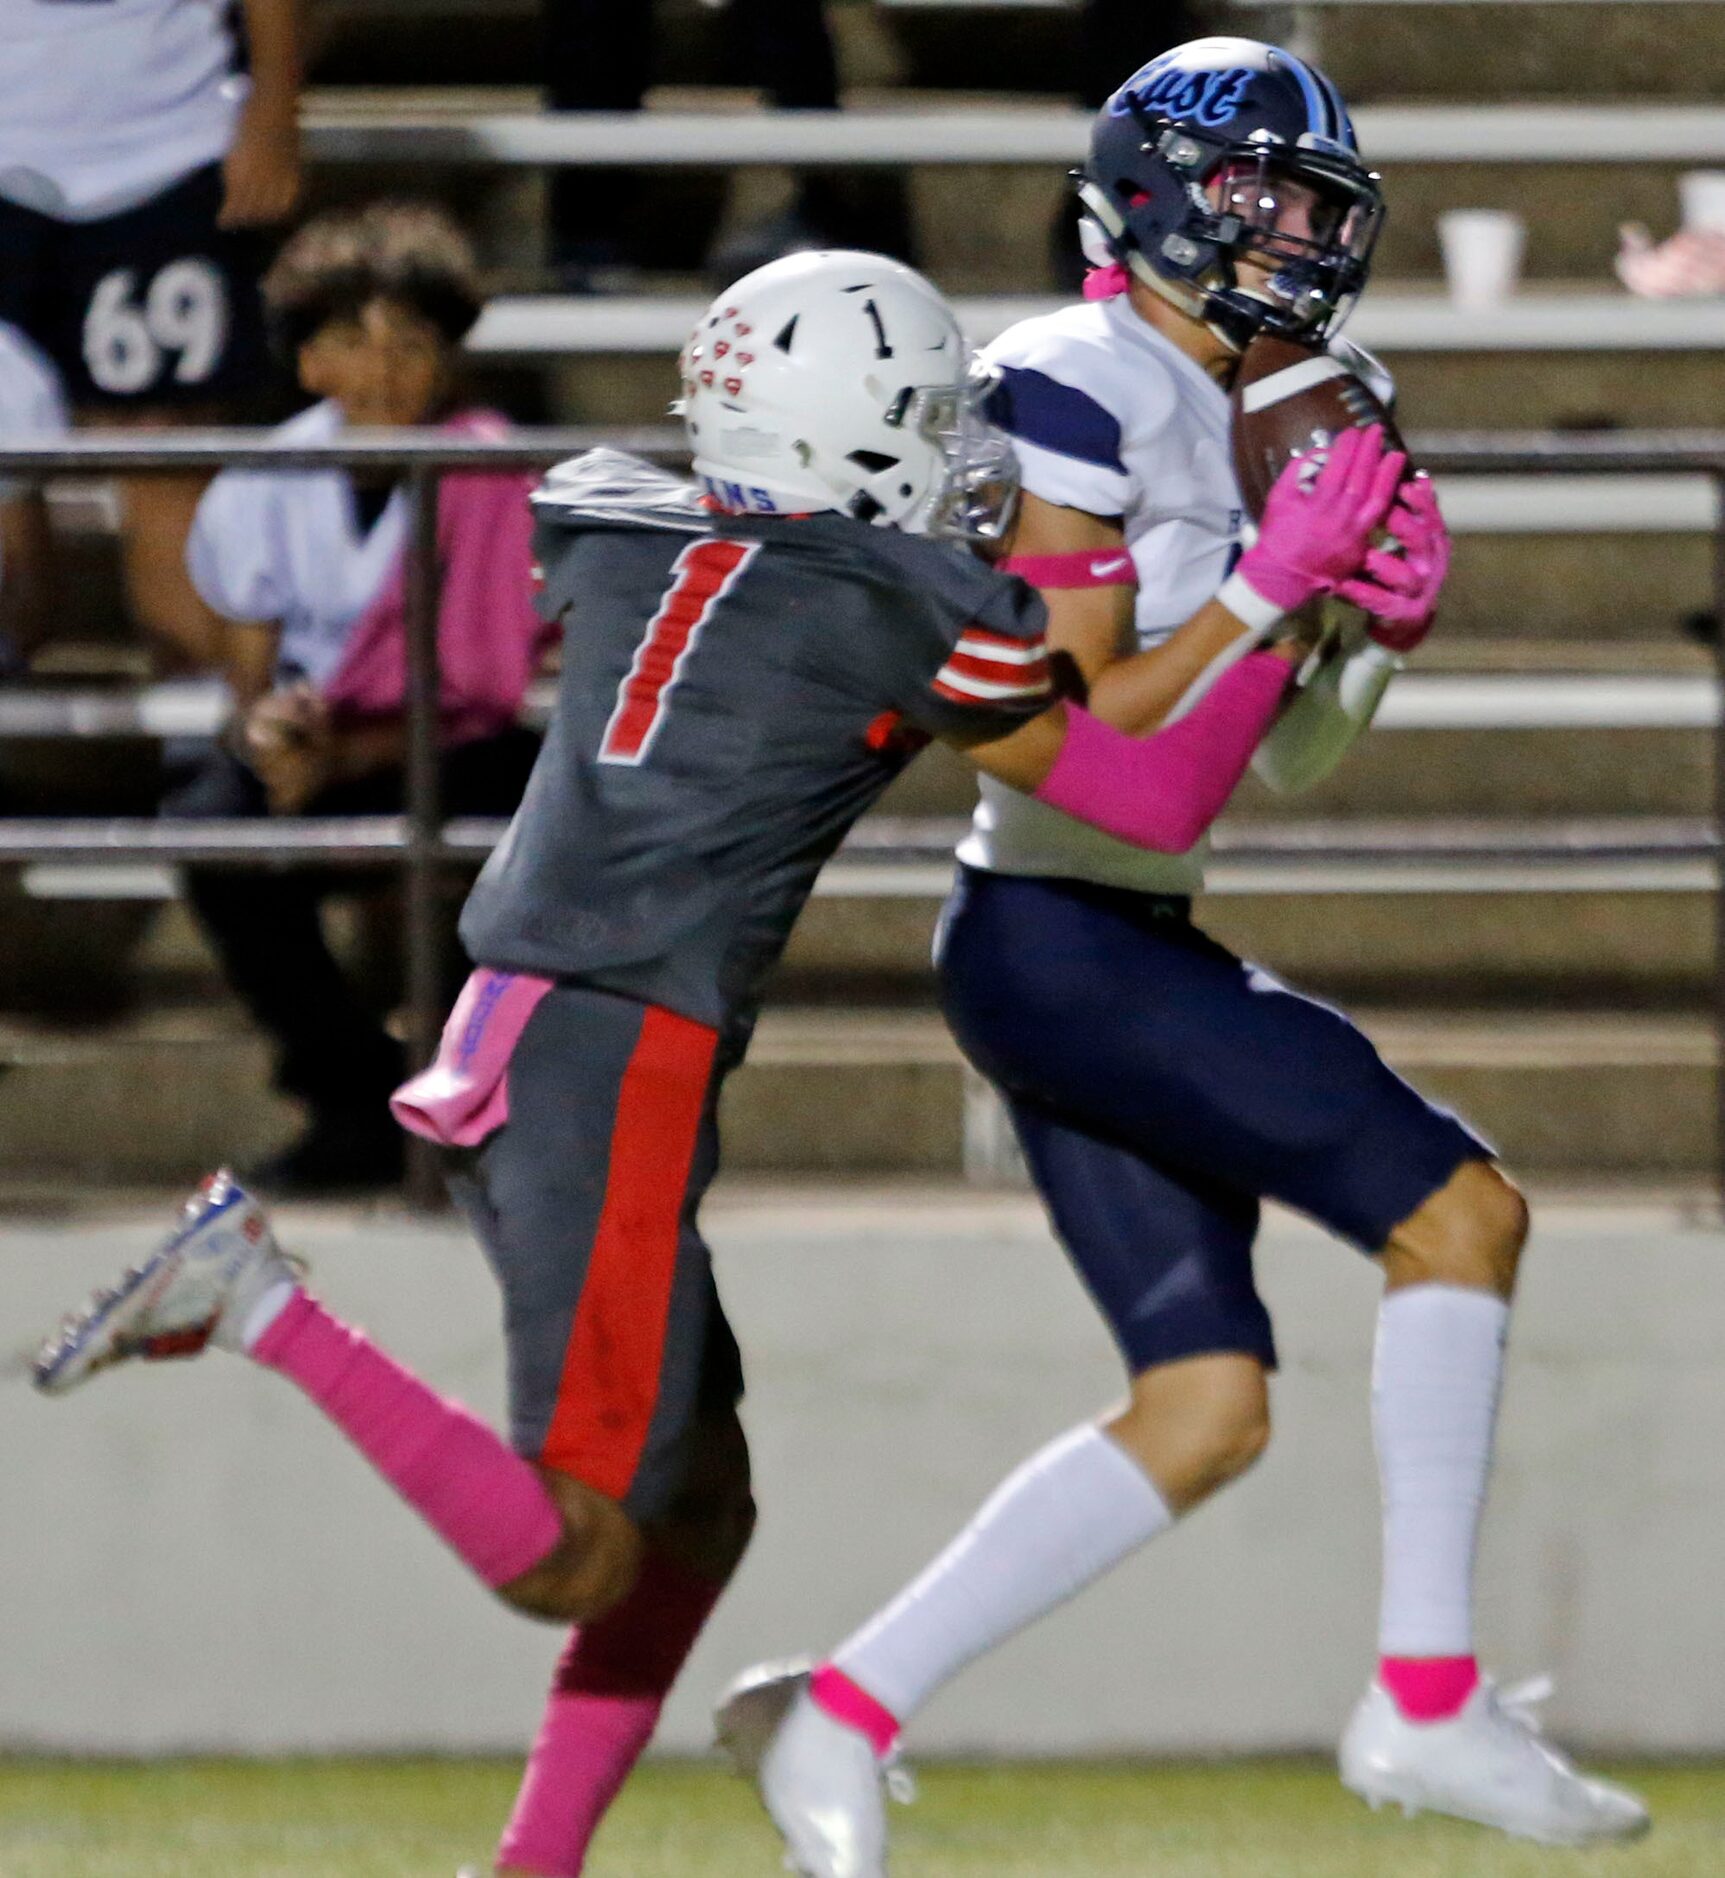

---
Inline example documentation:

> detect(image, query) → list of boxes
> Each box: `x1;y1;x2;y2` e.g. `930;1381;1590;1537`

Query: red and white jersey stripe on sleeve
932;626;1052;709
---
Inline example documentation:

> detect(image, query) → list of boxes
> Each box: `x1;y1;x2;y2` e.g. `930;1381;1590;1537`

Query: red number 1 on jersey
598;537;761;765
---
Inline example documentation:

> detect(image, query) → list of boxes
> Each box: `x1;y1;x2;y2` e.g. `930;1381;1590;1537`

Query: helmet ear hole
847;449;900;475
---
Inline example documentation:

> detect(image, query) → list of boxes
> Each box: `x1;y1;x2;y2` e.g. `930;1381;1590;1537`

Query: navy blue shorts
0;165;275;411
937;865;1491;1374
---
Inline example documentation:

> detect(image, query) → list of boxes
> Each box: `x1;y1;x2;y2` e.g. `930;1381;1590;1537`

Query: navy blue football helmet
1077;38;1384;351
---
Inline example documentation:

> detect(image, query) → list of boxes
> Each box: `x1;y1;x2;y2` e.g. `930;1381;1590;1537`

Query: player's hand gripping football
1233;423;1407;621
1334;473;1451;654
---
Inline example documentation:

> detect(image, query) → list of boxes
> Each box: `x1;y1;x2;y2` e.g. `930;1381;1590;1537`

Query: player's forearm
1084;595;1268;735
238;0;304;115
1037;651;1298;851
961;647;1298;852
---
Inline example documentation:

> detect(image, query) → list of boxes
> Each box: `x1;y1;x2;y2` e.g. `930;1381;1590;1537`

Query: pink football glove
1234;424;1408;618
1335;474;1451;654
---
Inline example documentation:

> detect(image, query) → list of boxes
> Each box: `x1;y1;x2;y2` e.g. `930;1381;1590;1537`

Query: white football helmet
679;250;1018;543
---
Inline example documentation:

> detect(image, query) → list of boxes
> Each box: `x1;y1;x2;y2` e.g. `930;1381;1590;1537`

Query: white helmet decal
679;250;1018;542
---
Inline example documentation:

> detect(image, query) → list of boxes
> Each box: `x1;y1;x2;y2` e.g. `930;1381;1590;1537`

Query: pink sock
1380;1654;1480;1723
498;1552;727;1876
810;1663;901;1758
251;1289;563;1590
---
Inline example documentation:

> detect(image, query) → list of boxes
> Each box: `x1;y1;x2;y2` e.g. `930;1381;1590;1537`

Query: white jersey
960;295;1397;895
187;400;408;686
0;0;243;222
960;297;1236;895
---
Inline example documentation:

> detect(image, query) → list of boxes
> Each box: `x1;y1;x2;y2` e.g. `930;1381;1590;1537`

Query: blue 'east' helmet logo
1109;38;1359;157
1121;63;1257;134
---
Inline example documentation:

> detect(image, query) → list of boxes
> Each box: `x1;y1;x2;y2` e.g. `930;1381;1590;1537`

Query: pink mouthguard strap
1083;263;1131;301
1032;651;1293;853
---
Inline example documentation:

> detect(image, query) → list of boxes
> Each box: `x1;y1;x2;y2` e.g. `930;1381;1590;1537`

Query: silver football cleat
33;1171;296;1394
716;1661;911;1878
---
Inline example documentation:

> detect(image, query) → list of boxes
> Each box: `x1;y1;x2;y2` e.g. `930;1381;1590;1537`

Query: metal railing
300;101;1725;168
2;428;1723;1202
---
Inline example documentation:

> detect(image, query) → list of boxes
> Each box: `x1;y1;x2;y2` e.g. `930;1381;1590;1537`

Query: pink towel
321;409;554;746
391;967;554;1147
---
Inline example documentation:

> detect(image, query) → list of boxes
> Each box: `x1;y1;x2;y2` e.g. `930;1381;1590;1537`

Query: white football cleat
33;1171;296;1395
715;1662;906;1878
715;1657;813;1781
1340;1675;1651;1846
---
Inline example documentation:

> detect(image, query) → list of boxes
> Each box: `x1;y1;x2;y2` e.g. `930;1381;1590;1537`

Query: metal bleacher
4;0;1724;1190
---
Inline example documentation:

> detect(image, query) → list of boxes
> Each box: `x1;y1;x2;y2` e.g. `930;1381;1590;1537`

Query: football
1229;334;1410;521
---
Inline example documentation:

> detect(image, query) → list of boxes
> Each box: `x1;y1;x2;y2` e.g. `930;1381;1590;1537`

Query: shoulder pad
985;304;1181;442
531;447;711;536
984;304;1120;385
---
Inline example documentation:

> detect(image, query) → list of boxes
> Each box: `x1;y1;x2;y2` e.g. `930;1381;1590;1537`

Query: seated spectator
163;203;553;1195
0;322;68;678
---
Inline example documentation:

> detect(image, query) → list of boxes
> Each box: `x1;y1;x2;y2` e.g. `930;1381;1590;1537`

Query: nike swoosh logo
1090;556;1131;578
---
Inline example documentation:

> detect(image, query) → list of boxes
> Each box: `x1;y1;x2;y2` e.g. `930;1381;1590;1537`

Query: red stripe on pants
540;1005;718;1501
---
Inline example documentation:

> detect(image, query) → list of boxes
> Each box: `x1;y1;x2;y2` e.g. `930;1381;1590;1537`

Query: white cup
1437;209;1527;308
1678;170;1725;233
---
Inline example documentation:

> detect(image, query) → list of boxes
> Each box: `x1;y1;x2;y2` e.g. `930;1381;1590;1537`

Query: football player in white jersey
721;39;1649;1868
0;0;302;673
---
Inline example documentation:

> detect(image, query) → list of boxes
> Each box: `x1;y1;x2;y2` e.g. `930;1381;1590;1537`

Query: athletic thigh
444;980;729;1523
941;866;1490;1252
1011;1093;1276;1371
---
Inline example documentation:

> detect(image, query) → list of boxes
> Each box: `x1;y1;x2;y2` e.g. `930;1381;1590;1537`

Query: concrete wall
1;1190;1720;1758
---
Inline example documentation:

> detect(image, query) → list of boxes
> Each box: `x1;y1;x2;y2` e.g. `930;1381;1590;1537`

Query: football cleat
32;1171;297;1395
715;1657;813;1782
1339;1675;1651;1845
716;1663;909;1878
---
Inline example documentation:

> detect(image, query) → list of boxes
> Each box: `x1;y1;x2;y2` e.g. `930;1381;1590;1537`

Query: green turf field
0;1758;1720;1877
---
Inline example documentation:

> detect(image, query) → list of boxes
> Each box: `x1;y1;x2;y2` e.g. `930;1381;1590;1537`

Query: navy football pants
938;866;1489;1373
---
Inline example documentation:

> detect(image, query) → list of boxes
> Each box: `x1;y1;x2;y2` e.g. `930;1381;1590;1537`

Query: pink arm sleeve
1032;650;1293;853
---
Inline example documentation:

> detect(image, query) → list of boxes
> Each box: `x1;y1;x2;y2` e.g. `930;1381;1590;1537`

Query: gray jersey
461;451;1051;1031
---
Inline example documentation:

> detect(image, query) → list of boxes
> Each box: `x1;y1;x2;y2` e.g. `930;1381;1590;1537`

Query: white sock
832;1423;1173;1723
1373;1284;1510;1658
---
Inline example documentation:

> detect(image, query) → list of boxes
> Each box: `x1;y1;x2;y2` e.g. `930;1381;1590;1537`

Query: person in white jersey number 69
0;0;302;673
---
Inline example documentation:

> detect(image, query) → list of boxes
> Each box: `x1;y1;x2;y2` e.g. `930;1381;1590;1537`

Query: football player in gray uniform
32;250;1404;1874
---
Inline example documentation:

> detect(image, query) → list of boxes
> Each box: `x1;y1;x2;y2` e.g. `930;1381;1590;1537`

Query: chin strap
1129;253;1249;354
1075;184;1259;356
